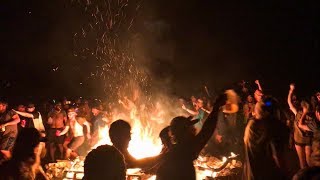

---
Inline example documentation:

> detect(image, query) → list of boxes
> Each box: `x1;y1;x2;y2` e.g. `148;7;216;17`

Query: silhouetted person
0;128;47;179
156;93;228;180
243;96;288;180
83;144;126;180
159;126;173;154
144;126;174;175
109;120;160;169
293;136;320;179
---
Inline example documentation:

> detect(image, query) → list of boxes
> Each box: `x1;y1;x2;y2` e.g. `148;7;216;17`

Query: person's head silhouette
109;120;131;152
159;126;172;150
84;145;126;180
12;127;46;162
169;116;199;144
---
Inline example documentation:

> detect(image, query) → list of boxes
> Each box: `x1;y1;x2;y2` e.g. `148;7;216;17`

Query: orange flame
127;118;162;159
92;117;162;159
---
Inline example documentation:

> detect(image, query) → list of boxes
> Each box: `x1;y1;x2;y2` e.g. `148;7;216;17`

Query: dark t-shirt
0;110;18;137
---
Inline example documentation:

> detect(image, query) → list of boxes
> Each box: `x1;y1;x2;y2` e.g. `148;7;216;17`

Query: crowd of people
0;79;320;179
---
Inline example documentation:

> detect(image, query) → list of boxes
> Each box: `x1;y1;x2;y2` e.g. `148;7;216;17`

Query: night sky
1;0;318;101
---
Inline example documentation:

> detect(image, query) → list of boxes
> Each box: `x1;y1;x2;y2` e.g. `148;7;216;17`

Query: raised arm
255;80;263;91
287;84;297;115
194;93;227;153
12;110;34;118
182;104;199;116
119;99;130;110
201;107;211;114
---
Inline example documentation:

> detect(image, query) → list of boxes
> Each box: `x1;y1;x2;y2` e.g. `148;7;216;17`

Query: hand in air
290;83;295;91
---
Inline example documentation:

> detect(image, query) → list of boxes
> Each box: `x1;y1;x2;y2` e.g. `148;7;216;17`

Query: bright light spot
126;168;141;175
127;118;162;159
230;152;236;157
204;169;213;177
147;175;156;180
91;125;112;149
91;115;162;159
222;157;227;163
212;172;217;177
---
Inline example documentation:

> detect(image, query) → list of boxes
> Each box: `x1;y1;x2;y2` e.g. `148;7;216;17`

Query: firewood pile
45;153;241;180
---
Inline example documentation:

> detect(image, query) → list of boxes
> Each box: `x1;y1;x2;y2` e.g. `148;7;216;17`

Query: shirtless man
47;102;67;161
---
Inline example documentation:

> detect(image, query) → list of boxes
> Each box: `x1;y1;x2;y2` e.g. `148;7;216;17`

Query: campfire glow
92;125;112;149
127;118;162;159
92;117;163;159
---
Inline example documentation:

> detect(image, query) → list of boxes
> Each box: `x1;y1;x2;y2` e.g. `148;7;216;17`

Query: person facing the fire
109;120;161;169
159;126;173;154
83;144;126;180
155;92;229;180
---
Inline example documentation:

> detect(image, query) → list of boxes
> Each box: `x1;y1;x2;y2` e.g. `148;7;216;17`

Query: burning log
46;152;241;180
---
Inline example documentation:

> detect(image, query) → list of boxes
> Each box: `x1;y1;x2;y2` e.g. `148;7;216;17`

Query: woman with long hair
288;84;312;168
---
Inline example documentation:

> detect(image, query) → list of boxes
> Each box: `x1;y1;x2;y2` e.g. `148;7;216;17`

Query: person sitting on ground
0;128;47;179
155;92;229;180
83;144;126;180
